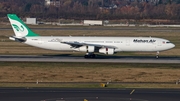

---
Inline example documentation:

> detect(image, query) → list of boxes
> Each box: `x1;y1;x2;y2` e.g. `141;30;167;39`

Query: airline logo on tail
7;14;39;37
12;24;24;32
9;18;28;37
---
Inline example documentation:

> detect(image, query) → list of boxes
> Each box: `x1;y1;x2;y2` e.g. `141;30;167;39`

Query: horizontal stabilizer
9;36;26;42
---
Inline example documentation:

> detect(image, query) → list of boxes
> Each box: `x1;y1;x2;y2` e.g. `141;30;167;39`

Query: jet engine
99;48;114;55
74;46;95;52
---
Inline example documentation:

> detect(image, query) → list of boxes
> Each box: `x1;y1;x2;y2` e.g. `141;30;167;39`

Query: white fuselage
24;36;175;53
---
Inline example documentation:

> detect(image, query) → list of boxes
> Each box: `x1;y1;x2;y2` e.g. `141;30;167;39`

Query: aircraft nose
171;43;175;48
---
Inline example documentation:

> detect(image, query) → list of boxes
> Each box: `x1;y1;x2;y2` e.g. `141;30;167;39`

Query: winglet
7;14;39;37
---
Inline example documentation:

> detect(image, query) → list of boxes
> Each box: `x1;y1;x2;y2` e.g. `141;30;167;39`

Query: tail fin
7;14;39;37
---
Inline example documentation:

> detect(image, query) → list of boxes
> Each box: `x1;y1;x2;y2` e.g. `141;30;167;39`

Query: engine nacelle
74;46;95;52
99;48;114;55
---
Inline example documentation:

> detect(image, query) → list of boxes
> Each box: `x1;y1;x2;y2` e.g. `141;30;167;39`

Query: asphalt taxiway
0;55;180;63
0;88;179;101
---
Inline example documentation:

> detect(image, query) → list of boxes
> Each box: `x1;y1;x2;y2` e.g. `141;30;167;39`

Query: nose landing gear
156;51;159;59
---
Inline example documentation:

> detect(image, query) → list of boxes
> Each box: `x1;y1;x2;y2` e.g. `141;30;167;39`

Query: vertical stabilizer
7;14;39;37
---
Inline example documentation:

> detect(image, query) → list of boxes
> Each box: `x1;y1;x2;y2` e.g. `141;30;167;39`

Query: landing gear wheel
156;51;159;59
84;55;89;58
84;54;96;58
91;54;96;58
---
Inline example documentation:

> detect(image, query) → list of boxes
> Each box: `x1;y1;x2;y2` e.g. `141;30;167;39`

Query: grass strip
0;62;180;88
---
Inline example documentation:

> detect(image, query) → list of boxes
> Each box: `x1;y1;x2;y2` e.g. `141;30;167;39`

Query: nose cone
170;43;175;49
172;43;175;48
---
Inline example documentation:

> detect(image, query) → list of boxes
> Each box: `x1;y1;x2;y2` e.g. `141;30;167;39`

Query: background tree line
0;0;180;21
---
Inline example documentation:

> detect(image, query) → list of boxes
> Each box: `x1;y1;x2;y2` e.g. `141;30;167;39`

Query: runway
0;88;179;101
0;55;180;63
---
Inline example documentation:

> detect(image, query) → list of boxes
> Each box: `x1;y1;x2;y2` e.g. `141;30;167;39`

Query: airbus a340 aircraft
8;14;175;58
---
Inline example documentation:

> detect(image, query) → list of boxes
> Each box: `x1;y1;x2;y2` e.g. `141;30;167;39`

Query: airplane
8;14;175;58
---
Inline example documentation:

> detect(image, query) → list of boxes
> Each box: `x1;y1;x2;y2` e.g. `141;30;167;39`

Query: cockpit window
166;41;171;43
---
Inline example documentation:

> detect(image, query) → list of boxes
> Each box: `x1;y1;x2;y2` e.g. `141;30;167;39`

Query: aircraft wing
61;41;117;49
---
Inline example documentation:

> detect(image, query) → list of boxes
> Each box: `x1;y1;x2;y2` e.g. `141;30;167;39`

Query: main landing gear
156;51;159;59
84;53;96;58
